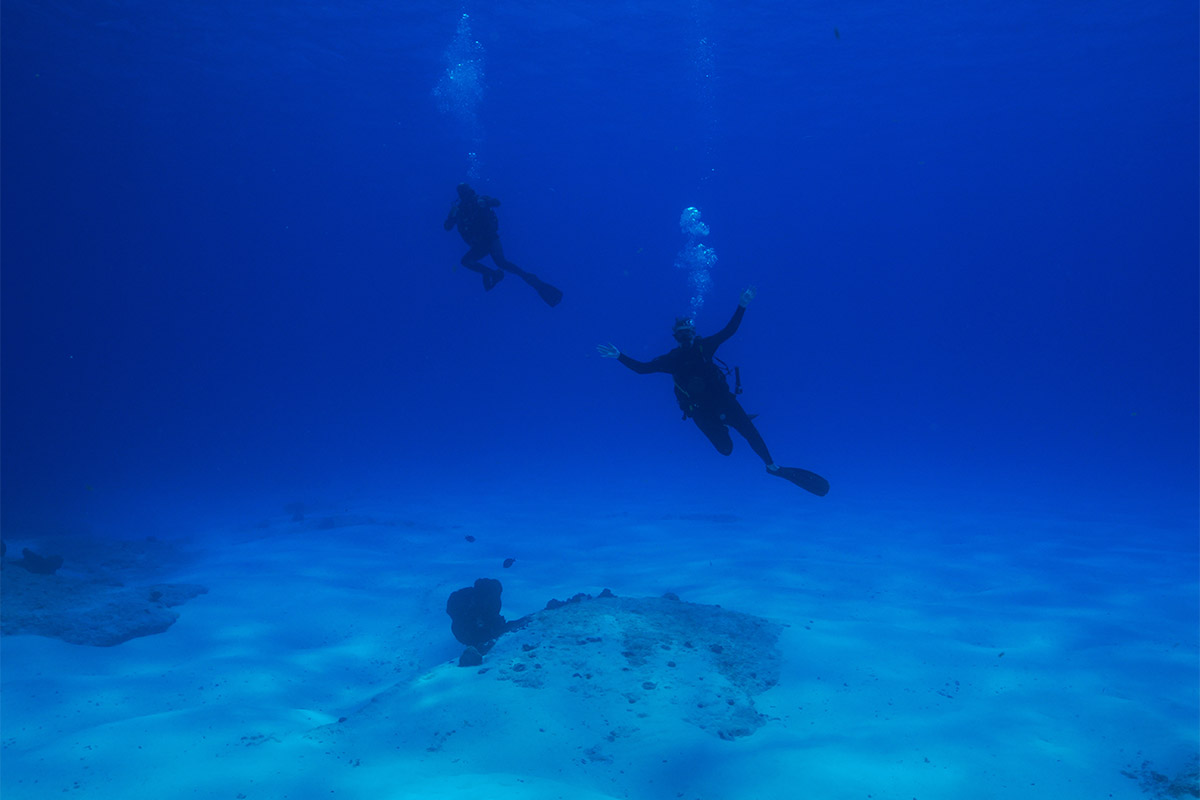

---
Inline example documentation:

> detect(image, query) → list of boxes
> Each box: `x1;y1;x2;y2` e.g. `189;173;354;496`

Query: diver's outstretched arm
707;306;745;349
706;286;758;350
598;344;673;374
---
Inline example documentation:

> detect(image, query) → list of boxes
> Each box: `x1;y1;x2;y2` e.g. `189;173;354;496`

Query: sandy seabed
2;497;1196;800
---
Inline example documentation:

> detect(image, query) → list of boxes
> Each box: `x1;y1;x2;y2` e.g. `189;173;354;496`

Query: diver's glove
739;286;757;308
596;343;621;359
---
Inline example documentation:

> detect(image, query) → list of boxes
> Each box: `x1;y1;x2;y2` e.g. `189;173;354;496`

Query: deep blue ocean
4;0;1196;537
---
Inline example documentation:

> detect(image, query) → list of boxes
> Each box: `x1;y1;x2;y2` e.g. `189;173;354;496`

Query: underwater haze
2;1;1197;799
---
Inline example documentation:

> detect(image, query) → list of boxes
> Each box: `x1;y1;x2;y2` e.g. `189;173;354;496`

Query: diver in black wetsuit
598;287;829;496
443;183;563;307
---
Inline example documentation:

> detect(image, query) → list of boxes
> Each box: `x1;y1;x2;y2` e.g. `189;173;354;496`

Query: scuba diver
597;287;829;496
443;183;563;307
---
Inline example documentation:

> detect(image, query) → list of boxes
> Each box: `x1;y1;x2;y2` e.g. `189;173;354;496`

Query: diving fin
482;269;505;291
769;465;830;497
524;274;563;307
498;262;563;306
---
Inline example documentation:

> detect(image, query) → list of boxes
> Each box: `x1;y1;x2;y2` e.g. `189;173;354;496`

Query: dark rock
146;583;207;607
662;592;680;601
464;535;476;543
502;557;515;568
545;591;602;611
458;647;483;667
17;548;63;575
446;578;507;649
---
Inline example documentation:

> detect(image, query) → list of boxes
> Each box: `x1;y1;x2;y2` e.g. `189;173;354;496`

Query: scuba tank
674;355;743;419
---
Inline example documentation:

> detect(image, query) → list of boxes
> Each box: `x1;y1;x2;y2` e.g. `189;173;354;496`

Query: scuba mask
673;317;697;344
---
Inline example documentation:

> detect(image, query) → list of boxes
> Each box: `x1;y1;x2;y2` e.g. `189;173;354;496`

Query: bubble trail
433;12;486;179
675;206;718;319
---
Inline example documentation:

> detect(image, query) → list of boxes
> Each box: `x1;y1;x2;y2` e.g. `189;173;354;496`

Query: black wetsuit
617;305;773;464
443;189;563;306
444;193;509;280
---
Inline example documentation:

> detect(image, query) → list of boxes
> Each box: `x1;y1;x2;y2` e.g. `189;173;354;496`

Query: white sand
2;498;1196;799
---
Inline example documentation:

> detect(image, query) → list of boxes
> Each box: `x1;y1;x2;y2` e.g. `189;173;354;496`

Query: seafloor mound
1122;755;1200;799
0;538;207;647
325;590;784;762
489;592;783;740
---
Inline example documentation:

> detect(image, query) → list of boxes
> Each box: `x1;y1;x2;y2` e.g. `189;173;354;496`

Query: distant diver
443;183;563;307
597;287;829;496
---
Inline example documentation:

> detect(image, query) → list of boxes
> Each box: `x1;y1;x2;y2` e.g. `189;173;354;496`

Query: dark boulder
446;578;507;650
17;548;63;575
458;646;484;667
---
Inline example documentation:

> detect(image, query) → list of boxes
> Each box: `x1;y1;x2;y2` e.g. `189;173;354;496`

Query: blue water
3;0;1197;537
1;1;1197;793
